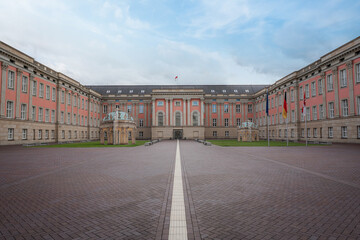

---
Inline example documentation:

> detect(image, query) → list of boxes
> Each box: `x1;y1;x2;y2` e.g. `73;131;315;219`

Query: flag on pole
175;76;178;80
282;92;287;119
266;90;269;116
302;91;306;115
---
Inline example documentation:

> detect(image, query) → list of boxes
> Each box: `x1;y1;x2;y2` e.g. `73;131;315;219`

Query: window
320;127;323;138
81;99;84;109
341;126;347;138
127;105;132;113
341;99;348;117
157;101;164;106
312;106;317;120
38;108;43;122
67;113;70;124
73;95;76;106
39;83;44;98
236;104;241;113
279;113;282;124
328;102;334;118
212;131;217;137
85;100;88;110
301;128;304;138
291;129;294;138
313;128;317;138
103;105;108;113
279;129;281;137
8;70;15;89
328;127;333;138
291;89;294;102
85;117;87;126
299;87;303;100
291;110;295;122
38;130;42;139
74;131;77;139
248;104;253;113
32;81;37;96
139;105;144;113
158;112;164;126
52;87;56;101
22;129;27;140
129;90;133;93
318;79;323;94
212;104;217;113
319;105;324;120
45;130;49;139
139;131;144;137
224;118;229;127
8;128;14;140
68;93;71;105
225;131;229;137
192;112;198;126
19;104;27;120
340;69;347;87
22;76;28;92
305;84;309;98
306;107;310;121
68;130;71;139
222;89;226;93
358;126;360;138
358;97;360;115
212;118;217;127
311;82;316;97
307;128;310;138
6;101;13;118
224;104;229;113
73;114;76;125
236;118;241;127
62;130;65;139
32;106;36;121
175;101;181;107
61;91;65;103
327;74;333;91
61;112;64;123
192;101;199;106
46;85;50;100
271;98;274;108
356;63;360;83
51;110;55;123
139;119;144;127
278;95;282;106
45;109;50;122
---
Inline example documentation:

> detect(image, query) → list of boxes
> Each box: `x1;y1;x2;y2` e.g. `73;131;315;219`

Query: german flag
282;92;287;119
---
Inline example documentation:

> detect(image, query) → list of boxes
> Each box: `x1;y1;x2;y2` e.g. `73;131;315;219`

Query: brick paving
1;141;360;239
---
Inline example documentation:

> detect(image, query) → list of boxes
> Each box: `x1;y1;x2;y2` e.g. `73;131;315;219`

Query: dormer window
141;90;145;93
117;90;122;94
106;90;110;93
129;90;133;93
234;89;238;93
245;89;249;93
211;90;215;93
222;90;226;93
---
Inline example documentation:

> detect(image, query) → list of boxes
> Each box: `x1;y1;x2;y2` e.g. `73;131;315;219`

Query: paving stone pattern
180;142;360;240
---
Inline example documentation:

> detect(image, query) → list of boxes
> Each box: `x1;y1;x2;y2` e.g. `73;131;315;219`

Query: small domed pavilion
100;110;137;145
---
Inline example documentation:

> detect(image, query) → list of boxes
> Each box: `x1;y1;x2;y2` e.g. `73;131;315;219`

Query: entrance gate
173;129;183;139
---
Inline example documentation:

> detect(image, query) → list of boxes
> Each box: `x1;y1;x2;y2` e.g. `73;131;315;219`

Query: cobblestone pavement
180;142;360;240
1;141;360;240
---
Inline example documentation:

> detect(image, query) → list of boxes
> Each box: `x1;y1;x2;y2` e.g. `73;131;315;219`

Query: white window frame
61;91;65;103
157;101;164;106
8;128;14;140
32;106;36;121
340;69;347;87
224;118;229;127
329;102;334;118
39;83;44;98
45;109;49;122
212;104;217;113
318;79;323;94
212;118;217;127
22;129;27;140
51;110;55;123
38;107;43;122
312;106;317;120
356;63;360;83
192;101;199;106
22;76;28;93
6;101;14;118
139;119;144;127
8;70;15;89
311;82;316;97
341;126;347;138
139;105;144;114
319;104;324;120
236;118;241;127
52;87;56;101
328;127;333;138
46;85;50;100
224;104;229;113
21;104;27;120
341;99;348;117
327;74;333;91
32;81;37;96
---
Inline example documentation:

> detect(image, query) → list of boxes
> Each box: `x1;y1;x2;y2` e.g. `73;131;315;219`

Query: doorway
173;129;183;139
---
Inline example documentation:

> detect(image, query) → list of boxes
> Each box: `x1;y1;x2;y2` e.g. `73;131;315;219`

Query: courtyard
0;141;359;240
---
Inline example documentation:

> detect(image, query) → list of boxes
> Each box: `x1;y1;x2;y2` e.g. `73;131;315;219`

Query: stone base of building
151;126;205;140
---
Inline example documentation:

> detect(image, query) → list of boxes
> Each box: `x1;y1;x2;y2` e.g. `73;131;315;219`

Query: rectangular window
236;104;241;113
85;117;87;126
68;130;71;139
21;104;27;120
73;114;76;125
8;70;15;89
192;101;199;106
306;107;310;121
45;130;49;139
38;108;43;122
318;79;323;94
329;102;334;118
291;89;294;102
39;83;44;98
212;104;217;113
305;84;309;98
311;82;316;97
248;104;253;113
139;131;144;137
46;85;50;100
279;113;282;124
127;105;132;113
8;128;14;140
61;91;65;103
225;131;229;137
291;110;295;123
38;130;42;139
224;118;229;127
299;87;303;100
175;101;181;107
236;118;241;127
212;131;217;137
32;106;36;121
271;98;274;108
73;96;76;107
358;126;360;139
32;81;37;96
67;113;71;124
356;63;360;83
278;95;282;106
22;129;27;140
139;119;144;127
85;100;88;110
313;128;317;138
67;93;71;105
157;101;164;106
82;99;84;109
319;104;324;120
51;110;55;123
327;74;333;91
312;106;317;120
328;127;333;138
212;118;217;127
139;105;144;113
279;129;282;137
307;128;310;138
341;99;348;117
62;130;65;139
52;87;56;101
224;104;229;113
22;76;28;92
103;105;108;113
45;109;49;122
341;126;347;138
358;96;360;115
291;129;294;138
6;101;14;118
340;69;347;87
301;128;304;138
61;111;64;123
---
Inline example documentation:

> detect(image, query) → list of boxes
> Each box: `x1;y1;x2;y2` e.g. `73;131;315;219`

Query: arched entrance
173;129;183;139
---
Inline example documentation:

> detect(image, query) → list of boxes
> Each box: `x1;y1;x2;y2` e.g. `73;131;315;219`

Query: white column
183;99;186;126
15;70;22;119
165;98;168;126
152;100;155;126
170;99;173;126
201;99;204;126
187;99;191;126
0;62;8;117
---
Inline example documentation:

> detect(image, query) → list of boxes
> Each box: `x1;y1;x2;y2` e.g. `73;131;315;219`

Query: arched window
158;112;163;126
192;111;199;126
175;112;181;126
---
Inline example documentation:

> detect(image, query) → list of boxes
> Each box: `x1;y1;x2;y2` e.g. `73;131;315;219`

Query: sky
0;0;359;86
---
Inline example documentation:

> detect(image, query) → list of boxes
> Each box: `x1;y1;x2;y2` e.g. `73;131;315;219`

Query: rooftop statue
240;121;258;129
102;110;134;122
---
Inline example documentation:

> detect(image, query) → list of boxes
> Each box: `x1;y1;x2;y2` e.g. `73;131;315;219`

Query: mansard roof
86;85;268;96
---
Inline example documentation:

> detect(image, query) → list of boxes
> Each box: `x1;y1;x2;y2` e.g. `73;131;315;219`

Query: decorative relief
332;67;338;74
1;62;9;71
17;69;23;75
346;61;353;69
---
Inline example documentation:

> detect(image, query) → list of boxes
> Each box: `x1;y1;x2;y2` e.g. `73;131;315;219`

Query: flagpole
305;110;307;147
286;117;288;146
267;115;269;147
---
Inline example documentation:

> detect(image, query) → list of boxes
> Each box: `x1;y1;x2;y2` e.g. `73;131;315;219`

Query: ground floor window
38;130;42;139
320;128;322;138
51;130;55;139
22;129;27;140
68;130;71;139
225;131;229;137
139;131;143;137
8;128;14;140
291;129;294;138
341;126;347;139
212;131;217;137
45;130;49;139
313;128;317;138
301;128;304;138
279;129;282;138
307;128;310;138
62;130;65;139
358;126;360;138
328;127;333;138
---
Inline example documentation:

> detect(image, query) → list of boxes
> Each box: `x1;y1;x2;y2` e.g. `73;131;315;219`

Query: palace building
0;37;360;145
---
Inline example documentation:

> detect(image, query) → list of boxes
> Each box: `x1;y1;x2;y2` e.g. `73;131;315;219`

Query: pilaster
0;62;9;117
15;69;22;119
347;61;355;116
200;99;204;126
170;99;173;126
332;67;340;118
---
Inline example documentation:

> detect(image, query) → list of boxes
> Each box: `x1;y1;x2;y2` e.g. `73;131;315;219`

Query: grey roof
86;85;268;96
